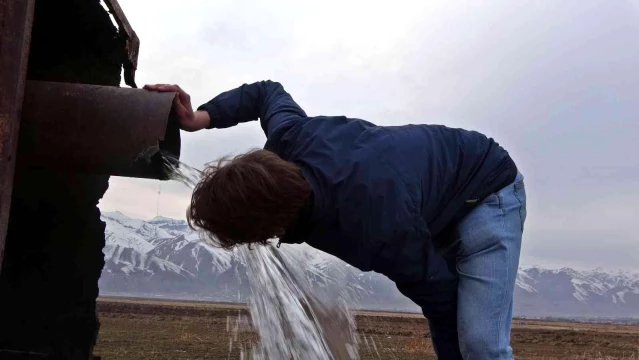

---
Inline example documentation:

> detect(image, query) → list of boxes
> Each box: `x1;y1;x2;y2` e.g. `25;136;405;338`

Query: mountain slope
98;212;639;318
515;267;639;318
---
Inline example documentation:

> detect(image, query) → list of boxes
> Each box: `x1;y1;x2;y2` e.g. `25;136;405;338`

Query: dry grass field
94;297;639;359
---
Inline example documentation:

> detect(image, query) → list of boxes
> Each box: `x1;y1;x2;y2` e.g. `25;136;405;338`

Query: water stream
161;155;359;360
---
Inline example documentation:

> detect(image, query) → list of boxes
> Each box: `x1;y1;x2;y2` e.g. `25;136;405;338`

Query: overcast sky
99;0;639;271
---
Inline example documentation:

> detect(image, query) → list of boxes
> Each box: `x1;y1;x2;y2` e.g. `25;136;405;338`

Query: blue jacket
198;80;517;289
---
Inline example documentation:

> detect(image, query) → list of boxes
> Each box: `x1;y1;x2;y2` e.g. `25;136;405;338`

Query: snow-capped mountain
98;212;639;318
516;267;639;318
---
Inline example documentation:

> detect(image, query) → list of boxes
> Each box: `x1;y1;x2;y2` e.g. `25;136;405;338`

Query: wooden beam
0;0;36;274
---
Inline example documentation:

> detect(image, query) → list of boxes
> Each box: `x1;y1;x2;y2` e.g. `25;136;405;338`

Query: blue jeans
400;173;526;359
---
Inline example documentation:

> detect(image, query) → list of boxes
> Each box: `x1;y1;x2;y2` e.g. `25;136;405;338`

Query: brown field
94;297;639;359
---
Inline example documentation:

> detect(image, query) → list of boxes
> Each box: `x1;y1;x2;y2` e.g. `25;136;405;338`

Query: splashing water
240;244;358;359
162;154;359;359
161;155;203;189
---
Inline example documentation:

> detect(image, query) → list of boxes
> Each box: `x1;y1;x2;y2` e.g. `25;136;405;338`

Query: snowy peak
146;215;190;235
99;213;639;318
148;215;177;222
102;213;155;255
515;267;639;318
102;211;145;228
518;267;639;297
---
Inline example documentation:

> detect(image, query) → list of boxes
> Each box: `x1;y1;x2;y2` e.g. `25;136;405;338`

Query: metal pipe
18;81;181;179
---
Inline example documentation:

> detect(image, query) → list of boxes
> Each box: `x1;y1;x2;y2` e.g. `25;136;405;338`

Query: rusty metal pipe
18;81;181;179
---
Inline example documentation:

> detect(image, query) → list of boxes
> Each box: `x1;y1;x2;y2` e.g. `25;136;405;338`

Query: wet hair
187;149;311;250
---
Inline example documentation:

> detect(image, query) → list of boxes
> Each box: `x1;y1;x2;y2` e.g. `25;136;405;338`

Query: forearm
197;81;306;136
197;83;262;129
192;110;210;130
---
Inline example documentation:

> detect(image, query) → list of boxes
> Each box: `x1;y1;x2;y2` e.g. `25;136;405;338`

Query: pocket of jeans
513;182;527;232
481;192;502;209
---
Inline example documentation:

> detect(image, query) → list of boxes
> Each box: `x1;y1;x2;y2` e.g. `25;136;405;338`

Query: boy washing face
145;81;526;360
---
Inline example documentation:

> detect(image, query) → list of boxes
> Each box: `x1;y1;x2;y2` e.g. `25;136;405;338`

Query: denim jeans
399;173;526;359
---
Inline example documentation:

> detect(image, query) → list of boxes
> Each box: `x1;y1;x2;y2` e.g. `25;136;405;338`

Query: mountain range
98;211;639;319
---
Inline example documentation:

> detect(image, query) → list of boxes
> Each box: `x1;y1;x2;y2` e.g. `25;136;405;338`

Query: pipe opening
19;81;182;180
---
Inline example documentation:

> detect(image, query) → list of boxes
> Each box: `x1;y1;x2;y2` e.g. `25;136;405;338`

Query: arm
144;81;306;137
198;81;307;137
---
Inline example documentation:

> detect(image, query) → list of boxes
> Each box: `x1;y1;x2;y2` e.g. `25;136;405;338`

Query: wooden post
0;0;35;274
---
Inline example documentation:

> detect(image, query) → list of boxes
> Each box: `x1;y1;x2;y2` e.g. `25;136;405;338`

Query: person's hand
143;84;210;132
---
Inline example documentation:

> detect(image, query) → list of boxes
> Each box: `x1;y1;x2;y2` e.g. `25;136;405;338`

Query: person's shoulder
301;115;377;127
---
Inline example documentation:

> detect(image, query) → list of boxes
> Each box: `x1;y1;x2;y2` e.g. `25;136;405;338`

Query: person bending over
145;81;527;360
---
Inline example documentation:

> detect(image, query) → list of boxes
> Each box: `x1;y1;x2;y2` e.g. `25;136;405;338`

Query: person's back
145;80;526;360
264;110;516;279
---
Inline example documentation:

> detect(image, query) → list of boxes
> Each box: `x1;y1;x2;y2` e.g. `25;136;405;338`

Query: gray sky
99;0;639;271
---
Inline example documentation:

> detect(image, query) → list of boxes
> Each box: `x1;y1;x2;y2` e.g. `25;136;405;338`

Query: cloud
101;0;639;270
99;177;191;221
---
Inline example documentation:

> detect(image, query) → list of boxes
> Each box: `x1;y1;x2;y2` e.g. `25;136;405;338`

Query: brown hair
187;149;311;250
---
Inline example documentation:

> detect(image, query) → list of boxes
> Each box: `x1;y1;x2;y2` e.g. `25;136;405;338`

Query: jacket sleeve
197;80;307;138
